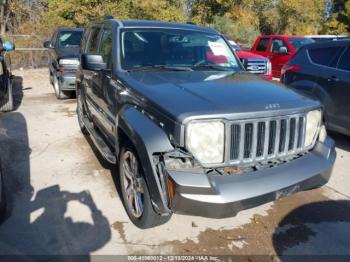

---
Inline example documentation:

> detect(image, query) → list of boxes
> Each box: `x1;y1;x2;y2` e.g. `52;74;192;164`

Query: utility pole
0;0;6;35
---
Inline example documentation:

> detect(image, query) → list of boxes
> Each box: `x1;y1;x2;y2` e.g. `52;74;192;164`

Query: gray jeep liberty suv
76;19;336;228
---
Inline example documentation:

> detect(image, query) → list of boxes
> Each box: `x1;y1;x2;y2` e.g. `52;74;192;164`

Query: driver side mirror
43;41;54;49
81;54;107;71
2;41;15;52
278;46;288;55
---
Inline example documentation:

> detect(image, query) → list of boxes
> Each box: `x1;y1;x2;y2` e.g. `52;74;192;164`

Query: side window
87;28;101;53
80;29;90;53
308;46;343;67
337;47;350;71
256;38;270;52
51;31;58;47
271;39;289;53
0;61;4;76
99;29;113;69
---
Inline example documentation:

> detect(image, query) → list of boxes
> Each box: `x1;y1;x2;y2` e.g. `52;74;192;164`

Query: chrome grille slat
238;123;245;160
284;118;291;155
229;113;308;166
263;121;270;159
245;60;267;74
293;117;299;152
251;122;258;161
274;120;281;157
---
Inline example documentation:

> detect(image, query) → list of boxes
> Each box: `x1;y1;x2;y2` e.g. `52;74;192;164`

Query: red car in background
251;35;314;78
224;35;272;79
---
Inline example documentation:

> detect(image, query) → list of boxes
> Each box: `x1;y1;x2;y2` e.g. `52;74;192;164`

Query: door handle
327;76;339;82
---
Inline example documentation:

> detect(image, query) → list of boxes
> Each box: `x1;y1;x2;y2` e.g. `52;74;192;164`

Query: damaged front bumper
164;137;336;218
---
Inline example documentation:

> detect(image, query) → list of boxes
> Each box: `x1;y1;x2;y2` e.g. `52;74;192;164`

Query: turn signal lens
166;177;174;200
59;66;65;73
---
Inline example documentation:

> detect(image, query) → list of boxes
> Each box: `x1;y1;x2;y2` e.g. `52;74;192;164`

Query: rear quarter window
80;29;91;53
87;28;101;53
337;47;350;71
308;46;343;67
256;38;270;52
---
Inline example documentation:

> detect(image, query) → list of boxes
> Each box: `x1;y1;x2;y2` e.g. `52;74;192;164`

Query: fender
117;105;174;215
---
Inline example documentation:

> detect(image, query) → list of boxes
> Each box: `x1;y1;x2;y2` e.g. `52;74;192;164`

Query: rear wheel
0;79;13;112
77;90;89;135
119;144;171;228
53;77;71;99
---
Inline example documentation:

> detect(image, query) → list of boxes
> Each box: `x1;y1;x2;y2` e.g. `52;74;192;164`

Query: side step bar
82;115;116;164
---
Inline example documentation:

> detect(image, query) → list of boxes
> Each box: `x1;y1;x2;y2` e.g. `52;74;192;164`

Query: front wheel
53;77;71;99
119;145;171;228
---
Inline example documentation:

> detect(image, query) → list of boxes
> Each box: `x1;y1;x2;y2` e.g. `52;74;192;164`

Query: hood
122;71;319;123
56;47;80;59
236;50;266;59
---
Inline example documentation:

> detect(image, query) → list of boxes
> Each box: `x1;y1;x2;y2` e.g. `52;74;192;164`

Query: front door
269;38;293;78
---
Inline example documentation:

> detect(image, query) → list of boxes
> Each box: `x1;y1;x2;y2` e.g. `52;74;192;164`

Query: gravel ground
0;68;349;259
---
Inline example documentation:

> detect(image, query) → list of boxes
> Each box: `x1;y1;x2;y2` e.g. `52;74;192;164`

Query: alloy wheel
121;150;144;218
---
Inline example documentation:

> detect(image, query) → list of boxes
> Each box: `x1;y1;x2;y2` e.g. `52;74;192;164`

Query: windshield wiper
128;65;193;72
191;64;234;71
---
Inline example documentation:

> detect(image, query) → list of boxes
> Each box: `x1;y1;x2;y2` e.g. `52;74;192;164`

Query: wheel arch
116;105;174;215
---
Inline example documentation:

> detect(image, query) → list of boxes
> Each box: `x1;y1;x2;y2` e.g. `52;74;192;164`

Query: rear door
83;26;104;128
331;47;350;132
307;45;345;131
0;60;7;107
49;31;58;72
95;26;115;140
269;38;293;78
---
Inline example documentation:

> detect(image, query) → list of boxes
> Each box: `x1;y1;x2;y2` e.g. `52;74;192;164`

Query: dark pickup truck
44;27;84;99
76;19;336;228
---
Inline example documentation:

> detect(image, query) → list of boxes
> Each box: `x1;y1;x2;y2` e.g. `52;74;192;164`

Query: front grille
244;59;267;74
230;114;307;165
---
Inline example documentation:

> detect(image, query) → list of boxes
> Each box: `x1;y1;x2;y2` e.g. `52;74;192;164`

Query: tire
77;90;89;135
119;144;171;228
0;78;13;112
53;77;71;99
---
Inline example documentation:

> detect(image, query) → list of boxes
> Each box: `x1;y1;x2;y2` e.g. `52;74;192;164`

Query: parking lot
0;68;349;257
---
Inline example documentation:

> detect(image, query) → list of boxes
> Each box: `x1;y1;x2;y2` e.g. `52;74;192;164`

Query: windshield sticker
208;41;229;56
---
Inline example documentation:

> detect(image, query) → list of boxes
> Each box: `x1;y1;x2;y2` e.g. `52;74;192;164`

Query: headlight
186;121;225;165
59;59;79;66
305;110;322;147
318;125;327;143
266;60;272;75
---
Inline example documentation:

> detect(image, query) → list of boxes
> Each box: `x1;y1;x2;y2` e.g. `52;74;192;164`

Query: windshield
288;37;314;50
228;41;241;51
58;31;83;48
121;29;241;71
